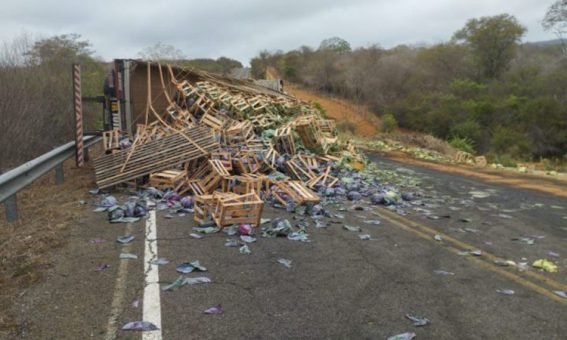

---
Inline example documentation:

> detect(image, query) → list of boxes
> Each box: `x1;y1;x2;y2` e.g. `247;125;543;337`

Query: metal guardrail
0;135;101;222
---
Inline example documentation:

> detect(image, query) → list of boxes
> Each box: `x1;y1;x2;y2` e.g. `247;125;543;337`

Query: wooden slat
94;126;218;188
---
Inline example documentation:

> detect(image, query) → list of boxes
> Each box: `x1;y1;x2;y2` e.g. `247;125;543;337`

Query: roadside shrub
381;113;398;133
449;119;481;145
448;136;475;154
490;126;532;159
312;101;327;117
488;153;517;167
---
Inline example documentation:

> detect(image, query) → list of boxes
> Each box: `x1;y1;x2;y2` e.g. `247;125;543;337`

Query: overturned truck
95;59;364;227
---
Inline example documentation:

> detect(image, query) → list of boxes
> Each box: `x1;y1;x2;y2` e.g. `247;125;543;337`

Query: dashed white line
143;208;163;340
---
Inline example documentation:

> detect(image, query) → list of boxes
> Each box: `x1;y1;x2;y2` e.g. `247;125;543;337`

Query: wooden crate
305;166;338;188
295;120;324;152
180;179;206;195
274;127;296;155
210;192;264;228
194;194;214;224
179;159;229;194
221;175;262;195
148;170;186;190
209;159;231;177
232;151;261;174
211;152;232;171
297;154;319;169
248;95;269;111
262;145;280;171
244;173;272;196
317;119;337;136
186;158;211;179
200;111;227;131
102;129;121;152
270;180;320;206
285;158;316;182
225;121;255;144
177;80;197;97
474;156;487;167
244;138;267;152
199;172;222;193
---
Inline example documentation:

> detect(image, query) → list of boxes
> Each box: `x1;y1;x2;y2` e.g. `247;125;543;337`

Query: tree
416;43;470;85
319;37;352;53
542;0;567;58
138;42;184;62
0;34;106;169
250;50;272;78
453;14;526;79
215;57;243;75
24;33;104;97
26;33;93;65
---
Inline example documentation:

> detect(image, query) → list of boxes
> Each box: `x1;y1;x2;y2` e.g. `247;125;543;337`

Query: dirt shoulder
0;150;100;336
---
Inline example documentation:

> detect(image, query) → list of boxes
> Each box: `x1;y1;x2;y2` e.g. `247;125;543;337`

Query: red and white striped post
72;64;84;167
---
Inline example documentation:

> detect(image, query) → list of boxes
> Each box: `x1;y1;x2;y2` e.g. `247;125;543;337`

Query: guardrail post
5;194;18;223
55;164;64;184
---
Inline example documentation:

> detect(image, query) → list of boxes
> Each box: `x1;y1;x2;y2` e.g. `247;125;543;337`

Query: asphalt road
13;156;567;339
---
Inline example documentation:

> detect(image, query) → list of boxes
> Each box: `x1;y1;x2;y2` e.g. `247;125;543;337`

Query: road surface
13;156;567;339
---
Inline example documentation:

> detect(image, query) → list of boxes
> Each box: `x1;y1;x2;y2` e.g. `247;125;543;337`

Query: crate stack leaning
93;62;365;229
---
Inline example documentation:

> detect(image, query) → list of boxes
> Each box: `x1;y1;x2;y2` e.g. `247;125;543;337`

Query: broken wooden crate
181;159;230;195
221;174;263;195
305;166;338;188
273;127;296;155
270;180;320;206
292;116;326;153
148;169;186;190
102;129;121;152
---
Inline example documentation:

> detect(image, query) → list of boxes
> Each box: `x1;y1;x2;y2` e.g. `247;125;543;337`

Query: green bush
490;126;532;159
381;113;398;133
449;136;475;154
312;101;327;118
449;120;481;144
487;153;517;167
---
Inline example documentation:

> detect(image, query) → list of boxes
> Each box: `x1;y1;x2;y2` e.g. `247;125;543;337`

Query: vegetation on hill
251;10;567;165
0;34;107;171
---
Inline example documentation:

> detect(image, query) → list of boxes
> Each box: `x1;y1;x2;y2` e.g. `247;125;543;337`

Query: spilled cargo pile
93;62;366;228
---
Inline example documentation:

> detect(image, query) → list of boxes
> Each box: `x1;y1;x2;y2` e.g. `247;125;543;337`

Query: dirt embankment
285;84;379;137
266;67;379;137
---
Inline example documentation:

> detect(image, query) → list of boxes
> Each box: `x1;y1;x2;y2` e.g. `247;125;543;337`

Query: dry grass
379;132;459;158
0;147;101;335
285;83;380;137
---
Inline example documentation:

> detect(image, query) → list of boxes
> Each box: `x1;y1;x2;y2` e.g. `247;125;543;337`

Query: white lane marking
143;209;163;340
104;223;134;340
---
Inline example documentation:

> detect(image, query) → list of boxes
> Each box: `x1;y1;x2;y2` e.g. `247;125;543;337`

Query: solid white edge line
143;208;163;340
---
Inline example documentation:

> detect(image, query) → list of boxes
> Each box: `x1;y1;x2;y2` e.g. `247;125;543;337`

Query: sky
0;0;557;65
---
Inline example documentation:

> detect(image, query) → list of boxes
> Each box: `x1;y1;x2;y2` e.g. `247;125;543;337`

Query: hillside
266;67;379;137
